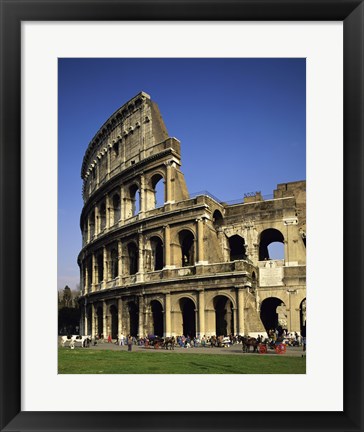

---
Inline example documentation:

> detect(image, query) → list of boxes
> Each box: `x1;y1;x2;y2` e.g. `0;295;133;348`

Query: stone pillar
87;216;91;243
198;290;205;338
165;162;172;203
106;194;111;229
138;232;144;275
233;308;237;335
95;205;100;237
140;174;146;214
84;309;88;336
103;301;107;338
196;218;205;264
118;240;123;280
118;298;123;337
120;185;125;223
164;225;171;268
91;304;96;338
138;296;144;337
237;287;245;336
92;253;96;292
165;293;171;337
84;264;89;295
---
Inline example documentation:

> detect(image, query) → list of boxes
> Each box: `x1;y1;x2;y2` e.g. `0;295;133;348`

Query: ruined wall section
81;92;171;202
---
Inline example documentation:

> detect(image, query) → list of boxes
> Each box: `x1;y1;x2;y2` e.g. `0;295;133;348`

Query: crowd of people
96;329;306;351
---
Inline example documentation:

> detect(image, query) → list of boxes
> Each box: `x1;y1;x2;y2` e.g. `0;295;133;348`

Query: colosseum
78;91;306;340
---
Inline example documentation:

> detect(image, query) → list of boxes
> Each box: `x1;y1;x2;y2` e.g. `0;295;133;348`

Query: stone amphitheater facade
78;92;306;339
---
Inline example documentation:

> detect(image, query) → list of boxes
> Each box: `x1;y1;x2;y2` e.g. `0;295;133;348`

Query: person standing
127;335;133;352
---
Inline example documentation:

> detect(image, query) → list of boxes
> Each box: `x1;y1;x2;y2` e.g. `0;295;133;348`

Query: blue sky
58;58;306;291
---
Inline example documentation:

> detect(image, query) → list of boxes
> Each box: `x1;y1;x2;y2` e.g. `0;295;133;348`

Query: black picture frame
0;1;363;431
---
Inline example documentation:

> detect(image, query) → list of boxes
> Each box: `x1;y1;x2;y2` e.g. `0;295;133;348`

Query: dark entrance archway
228;235;246;261
96;306;103;338
300;298;306;336
127;242;138;275
151;300;164;336
110;305;118;339
150;237;164;271
180;298;196;337
128;302;138;336
260;297;285;333
214;296;234;336
179;230;195;267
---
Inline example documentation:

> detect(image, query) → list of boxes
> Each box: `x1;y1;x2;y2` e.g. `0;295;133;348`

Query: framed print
0;1;363;431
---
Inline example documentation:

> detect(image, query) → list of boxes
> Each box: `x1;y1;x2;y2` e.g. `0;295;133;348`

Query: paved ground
60;339;305;357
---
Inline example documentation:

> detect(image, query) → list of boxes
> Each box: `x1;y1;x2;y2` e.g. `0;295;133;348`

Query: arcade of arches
78;92;306;339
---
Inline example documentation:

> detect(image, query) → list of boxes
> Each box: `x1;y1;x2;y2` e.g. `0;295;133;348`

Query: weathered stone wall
78;93;306;339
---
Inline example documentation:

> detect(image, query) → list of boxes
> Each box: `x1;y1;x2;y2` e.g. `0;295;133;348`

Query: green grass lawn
58;348;306;374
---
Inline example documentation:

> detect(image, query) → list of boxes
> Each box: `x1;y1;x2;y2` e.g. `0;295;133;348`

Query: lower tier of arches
79;287;306;339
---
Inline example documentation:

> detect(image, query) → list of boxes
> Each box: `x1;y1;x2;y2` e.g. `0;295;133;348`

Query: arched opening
96;306;103;338
129;184;140;216
180;298;196;337
99;202;106;231
300;298;306;336
151;300;164;337
212;210;223;227
151;174;164;208
97;252;103;282
179;230;195;267
89;211;95;239
110;248;118;279
259;229;285;261
150;236;164;270
127;242;138;275
214;296;234;336
128;302;138;337
110;305;118;339
112;193;121;224
260;297;286;334
228;235;247;261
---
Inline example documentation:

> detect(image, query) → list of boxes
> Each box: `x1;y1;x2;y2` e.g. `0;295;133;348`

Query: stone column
138;296;144;337
138;232;144;275
120;185;125;223
84;264;89;295
84;308;88;336
91;304;96;338
140;174;146;214
103;301;107;338
118;240;123;280
79;262;84;295
232;308;237;335
237;287;245;335
165;293;171;337
196;218;204;264
118;298;123;337
164;225;171;268
92;253;96;292
165;162;172;203
87;216;91;243
106;194;111;229
198;290;205;338
95;205;100;237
